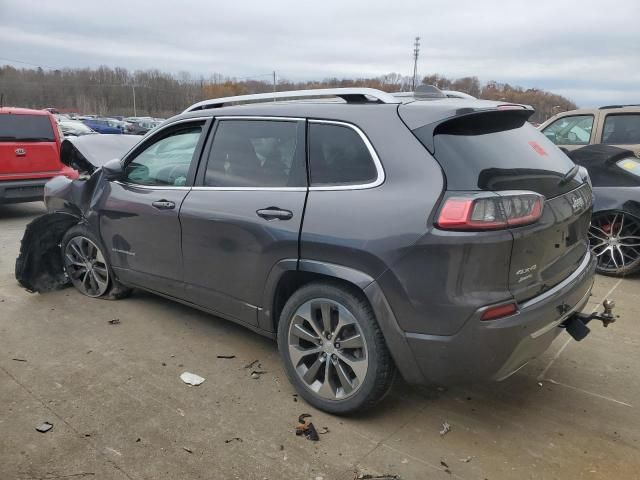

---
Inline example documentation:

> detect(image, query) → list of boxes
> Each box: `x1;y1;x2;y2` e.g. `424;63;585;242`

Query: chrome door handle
152;200;175;210
256;207;293;220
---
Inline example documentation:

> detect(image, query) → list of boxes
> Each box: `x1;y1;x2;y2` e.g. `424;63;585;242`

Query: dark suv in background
17;88;601;414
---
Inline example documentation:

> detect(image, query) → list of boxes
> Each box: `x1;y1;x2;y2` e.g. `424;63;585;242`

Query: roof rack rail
183;88;401;112
599;104;640;110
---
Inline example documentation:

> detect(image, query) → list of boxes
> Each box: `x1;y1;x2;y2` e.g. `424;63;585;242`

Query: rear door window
204;119;305;188
0;114;55;142
541;115;593;145
414;110;581;198
308;122;378;186
602;114;640;145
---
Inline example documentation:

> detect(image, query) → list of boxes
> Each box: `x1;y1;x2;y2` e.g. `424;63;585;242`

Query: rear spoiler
411;108;534;153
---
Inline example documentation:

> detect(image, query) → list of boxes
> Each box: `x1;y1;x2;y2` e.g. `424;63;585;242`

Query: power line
0;56;62;70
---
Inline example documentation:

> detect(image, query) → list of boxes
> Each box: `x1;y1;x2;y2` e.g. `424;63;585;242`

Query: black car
567;144;640;276
16;88;613;414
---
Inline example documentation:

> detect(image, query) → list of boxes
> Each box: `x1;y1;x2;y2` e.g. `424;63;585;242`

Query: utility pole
412;36;420;91
131;84;137;117
273;71;277;100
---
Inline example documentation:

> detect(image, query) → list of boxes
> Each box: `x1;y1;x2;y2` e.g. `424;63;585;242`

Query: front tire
277;282;395;414
61;225;131;299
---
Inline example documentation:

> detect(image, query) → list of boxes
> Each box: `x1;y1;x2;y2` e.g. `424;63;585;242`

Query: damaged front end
15;135;139;293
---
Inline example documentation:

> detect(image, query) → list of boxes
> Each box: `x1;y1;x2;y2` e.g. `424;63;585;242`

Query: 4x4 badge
15;148;26;156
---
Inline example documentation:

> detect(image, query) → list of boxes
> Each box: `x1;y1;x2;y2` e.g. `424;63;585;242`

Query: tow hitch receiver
562;299;617;341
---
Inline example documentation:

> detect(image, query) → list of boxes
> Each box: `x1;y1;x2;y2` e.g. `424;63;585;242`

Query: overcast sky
1;0;638;107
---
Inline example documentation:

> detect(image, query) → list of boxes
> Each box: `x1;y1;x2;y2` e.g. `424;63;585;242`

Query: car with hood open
15;87;617;414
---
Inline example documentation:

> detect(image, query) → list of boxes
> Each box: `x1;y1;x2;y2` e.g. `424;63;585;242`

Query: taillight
481;302;518;321
437;192;544;231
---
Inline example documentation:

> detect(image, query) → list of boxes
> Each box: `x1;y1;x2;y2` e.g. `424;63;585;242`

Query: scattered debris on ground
440;460;449;468
224;437;242;444
108;318;121;325
318;426;330;434
180;372;205;386
11;357;27;362
136;438;141;442
244;359;259;369
183;447;193;454
217;354;236;359
250;370;267;379
459;456;472;463
292;394;298;402
296;414;319;441
439;422;451;436
35;421;53;433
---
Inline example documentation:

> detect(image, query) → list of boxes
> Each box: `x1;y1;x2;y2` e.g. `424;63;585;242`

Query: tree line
0;65;575;123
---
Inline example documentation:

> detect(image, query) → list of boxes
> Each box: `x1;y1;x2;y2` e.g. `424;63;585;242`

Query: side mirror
102;158;124;181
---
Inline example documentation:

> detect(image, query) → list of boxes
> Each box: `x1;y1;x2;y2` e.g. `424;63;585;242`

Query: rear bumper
0;178;49;204
371;252;596;385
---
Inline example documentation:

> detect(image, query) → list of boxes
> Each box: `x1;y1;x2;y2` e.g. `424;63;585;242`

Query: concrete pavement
1;202;638;480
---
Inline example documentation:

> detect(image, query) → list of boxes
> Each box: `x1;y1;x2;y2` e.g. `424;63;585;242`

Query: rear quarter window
308;122;378;186
0;114;55;142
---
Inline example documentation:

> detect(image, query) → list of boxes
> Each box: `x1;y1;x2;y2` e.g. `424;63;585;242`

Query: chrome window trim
113;181;191;191
191;186;307;192
118;116;210;189
307;119;385;191
214;115;304;122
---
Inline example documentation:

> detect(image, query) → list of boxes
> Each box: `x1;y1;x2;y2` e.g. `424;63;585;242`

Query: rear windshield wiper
558;164;580;186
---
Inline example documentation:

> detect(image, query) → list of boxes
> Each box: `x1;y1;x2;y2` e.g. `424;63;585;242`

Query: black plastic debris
108;318;121;325
354;475;400;480
183;447;193;454
250;370;267;379
11;358;27;362
224;437;242;444
217;355;236;359
296;414;319;441
36;422;53;433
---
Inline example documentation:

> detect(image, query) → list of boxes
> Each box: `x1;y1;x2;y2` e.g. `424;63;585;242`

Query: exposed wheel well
271;271;369;331
15;212;80;292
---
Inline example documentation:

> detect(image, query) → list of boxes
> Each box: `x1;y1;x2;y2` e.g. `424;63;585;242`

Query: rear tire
277;281;396;415
589;211;640;276
61;225;131;300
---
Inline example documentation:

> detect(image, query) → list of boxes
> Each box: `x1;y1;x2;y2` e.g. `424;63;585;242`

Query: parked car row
53;113;164;136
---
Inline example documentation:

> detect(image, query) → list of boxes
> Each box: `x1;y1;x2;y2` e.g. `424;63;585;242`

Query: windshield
0;114;55;142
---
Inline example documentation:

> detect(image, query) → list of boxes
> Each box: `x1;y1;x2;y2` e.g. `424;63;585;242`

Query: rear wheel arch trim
259;259;376;333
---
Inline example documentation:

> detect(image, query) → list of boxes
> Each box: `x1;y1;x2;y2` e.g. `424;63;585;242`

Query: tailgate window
414;111;581;198
0;114;55;142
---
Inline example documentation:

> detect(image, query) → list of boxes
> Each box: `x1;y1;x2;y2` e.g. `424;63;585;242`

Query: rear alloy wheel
63;235;110;297
278;282;395;414
287;299;368;400
589;211;640;276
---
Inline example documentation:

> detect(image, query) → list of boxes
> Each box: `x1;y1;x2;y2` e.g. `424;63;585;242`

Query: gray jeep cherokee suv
16;88;601;414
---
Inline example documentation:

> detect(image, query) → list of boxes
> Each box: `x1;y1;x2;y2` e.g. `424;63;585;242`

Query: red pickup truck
0;107;77;204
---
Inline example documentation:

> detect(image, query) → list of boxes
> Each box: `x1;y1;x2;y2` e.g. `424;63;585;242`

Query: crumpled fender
15;212;80;292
